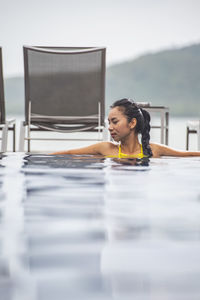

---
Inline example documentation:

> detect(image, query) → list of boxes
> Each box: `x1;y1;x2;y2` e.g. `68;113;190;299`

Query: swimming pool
0;153;200;300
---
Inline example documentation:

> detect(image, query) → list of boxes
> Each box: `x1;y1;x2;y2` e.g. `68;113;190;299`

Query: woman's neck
120;133;141;154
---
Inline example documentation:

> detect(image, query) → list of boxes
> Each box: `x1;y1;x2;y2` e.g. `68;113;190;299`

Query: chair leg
165;112;169;145
160;111;164;144
1;122;9;152
19;121;25;152
197;122;200;151
186;127;189;150
28;137;30;152
13;123;16;152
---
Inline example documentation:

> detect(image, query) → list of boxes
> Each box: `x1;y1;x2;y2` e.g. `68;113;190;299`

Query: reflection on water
0;153;200;299
24;154;150;168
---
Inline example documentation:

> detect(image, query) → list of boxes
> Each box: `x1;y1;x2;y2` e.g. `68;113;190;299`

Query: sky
0;0;200;77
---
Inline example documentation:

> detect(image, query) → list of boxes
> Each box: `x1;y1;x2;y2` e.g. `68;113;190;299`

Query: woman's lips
111;133;117;138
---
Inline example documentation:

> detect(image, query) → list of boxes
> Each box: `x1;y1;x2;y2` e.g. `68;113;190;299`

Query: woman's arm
50;142;112;155
150;143;200;157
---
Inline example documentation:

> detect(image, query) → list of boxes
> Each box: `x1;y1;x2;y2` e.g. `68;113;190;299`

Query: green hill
4;43;200;116
106;43;200;116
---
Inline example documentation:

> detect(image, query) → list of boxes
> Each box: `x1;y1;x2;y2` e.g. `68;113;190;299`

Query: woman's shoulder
149;142;162;158
96;141;119;155
150;142;160;150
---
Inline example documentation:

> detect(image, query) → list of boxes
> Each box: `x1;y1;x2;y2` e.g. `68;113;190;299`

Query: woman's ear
130;118;137;129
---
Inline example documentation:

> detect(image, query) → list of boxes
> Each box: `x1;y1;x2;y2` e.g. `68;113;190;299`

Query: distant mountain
106;43;200;116
4;43;200;116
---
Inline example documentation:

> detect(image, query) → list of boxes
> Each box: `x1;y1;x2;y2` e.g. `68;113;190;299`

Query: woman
52;98;200;158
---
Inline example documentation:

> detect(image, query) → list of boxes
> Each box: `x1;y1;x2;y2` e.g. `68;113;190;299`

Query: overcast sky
0;0;200;77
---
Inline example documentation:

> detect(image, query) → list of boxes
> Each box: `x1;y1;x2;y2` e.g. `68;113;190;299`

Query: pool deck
0;153;200;300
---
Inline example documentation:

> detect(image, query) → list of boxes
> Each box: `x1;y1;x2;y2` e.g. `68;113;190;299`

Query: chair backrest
0;48;5;124
23;46;106;126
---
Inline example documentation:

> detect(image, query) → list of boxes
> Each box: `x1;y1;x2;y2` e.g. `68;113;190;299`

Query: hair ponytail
140;108;152;157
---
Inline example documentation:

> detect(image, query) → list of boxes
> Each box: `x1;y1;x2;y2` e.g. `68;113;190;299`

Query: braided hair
110;98;152;157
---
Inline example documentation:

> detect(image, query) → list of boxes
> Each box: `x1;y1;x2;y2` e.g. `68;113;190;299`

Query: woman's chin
111;135;120;142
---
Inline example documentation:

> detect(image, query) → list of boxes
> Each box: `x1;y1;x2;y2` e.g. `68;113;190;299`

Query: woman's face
108;107;136;142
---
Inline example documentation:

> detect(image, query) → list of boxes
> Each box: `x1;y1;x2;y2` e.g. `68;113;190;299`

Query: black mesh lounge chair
19;46;107;152
0;48;16;152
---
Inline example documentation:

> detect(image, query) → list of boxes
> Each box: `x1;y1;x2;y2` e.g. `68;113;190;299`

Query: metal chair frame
19;46;107;152
186;121;200;150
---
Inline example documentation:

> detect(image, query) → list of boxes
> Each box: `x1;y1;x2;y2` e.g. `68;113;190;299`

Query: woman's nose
108;124;113;131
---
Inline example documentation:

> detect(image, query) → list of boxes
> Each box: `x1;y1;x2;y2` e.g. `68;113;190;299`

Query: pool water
0;153;200;300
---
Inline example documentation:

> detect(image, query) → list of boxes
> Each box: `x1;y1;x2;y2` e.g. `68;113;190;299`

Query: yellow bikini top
106;144;148;159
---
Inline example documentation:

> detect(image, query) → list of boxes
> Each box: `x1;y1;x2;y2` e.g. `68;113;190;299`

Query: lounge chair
19;46;107;152
0;47;16;152
186;120;200;150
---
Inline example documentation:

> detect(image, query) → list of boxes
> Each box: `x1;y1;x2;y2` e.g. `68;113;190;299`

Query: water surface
0;153;200;300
